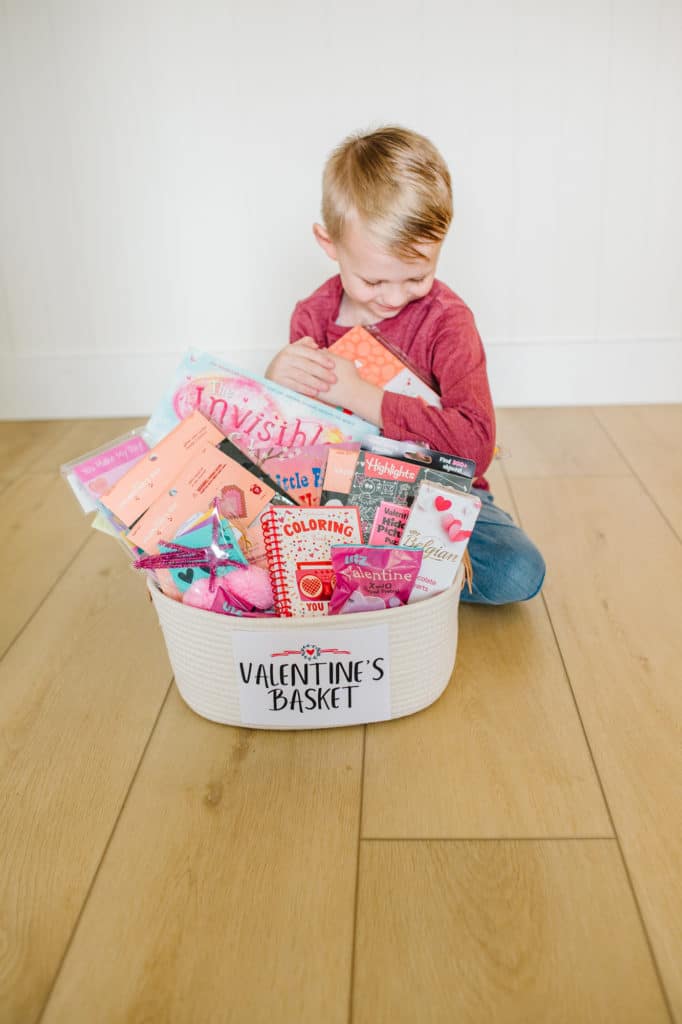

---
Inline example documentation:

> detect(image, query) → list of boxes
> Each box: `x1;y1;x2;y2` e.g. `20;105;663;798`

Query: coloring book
260;505;362;616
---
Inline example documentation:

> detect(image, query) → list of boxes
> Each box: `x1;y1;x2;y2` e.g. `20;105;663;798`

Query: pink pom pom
182;577;216;611
221;565;273;611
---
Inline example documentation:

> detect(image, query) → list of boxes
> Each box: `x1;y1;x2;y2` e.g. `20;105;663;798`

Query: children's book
400;479;482;602
329;325;442;408
256;444;330;507
99;410;224;527
145;349;379;448
127;444;275;554
346;451;423;541
260;505;362;616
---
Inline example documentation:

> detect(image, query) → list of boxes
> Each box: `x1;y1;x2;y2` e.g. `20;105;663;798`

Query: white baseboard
1;338;681;419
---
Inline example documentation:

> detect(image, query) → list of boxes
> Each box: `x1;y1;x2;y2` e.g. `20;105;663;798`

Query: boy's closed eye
361;277;426;286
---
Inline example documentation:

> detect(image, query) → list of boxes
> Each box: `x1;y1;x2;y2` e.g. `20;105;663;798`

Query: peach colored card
322;447;360;499
100;410;224;527
127;446;275;554
329;326;405;386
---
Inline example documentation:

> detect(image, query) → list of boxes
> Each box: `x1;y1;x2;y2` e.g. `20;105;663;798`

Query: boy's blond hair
322;126;453;260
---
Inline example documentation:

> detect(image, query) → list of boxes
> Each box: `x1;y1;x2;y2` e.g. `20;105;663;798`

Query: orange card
100;410;224;527
329;325;405;387
127;446;275;554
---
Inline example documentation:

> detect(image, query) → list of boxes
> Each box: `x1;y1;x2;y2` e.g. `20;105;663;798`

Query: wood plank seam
360;835;616;842
348;725;367;1024
499;458;676;1024
35;678;176;1024
591;407;682;544
0;532;92;663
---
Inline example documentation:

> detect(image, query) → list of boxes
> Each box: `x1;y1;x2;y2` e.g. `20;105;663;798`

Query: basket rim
146;566;463;629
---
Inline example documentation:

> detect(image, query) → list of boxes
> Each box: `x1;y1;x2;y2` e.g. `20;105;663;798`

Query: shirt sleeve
289;301;316;343
380;308;496;479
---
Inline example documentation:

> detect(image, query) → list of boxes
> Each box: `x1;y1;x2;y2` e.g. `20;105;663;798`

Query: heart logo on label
435;496;452;511
178;569;194;584
305;647;315;656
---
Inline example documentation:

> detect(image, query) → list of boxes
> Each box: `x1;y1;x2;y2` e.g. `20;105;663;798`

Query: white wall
1;0;681;419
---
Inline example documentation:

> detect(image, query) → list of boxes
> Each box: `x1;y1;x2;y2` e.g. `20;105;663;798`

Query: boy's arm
380;315;496;478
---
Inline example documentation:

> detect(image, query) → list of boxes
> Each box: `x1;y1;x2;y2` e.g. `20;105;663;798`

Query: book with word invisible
145;348;378;449
260;505;362;617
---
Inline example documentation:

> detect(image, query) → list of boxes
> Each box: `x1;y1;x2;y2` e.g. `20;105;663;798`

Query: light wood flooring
1;406;681;1023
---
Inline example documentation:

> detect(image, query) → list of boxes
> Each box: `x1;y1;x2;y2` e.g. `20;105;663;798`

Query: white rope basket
148;568;463;730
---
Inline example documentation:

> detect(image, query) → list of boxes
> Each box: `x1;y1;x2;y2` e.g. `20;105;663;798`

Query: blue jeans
460;488;546;605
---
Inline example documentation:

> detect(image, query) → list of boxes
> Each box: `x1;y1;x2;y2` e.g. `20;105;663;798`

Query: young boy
266;126;544;604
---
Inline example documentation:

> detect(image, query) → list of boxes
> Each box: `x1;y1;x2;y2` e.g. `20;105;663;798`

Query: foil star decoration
134;499;244;592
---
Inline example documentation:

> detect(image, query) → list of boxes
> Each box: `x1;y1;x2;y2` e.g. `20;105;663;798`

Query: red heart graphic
435;496;452;511
305;648;315;656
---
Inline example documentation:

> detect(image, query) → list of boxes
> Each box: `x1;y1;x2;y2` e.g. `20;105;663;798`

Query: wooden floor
1;407;681;1024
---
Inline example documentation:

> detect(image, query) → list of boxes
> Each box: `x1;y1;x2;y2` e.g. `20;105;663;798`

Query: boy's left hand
320;354;384;427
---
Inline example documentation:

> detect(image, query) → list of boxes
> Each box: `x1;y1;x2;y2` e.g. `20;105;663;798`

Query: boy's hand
265;337;337;399
319;354;384;427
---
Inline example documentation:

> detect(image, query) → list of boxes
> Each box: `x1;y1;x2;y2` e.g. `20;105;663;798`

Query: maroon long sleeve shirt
289;275;496;489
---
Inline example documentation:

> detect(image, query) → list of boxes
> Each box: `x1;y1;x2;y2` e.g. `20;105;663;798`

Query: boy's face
314;218;441;325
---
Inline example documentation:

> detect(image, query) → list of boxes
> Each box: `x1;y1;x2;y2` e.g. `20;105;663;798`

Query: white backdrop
1;0;681;418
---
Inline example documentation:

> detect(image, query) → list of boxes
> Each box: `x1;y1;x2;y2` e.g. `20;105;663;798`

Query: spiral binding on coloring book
260;507;293;617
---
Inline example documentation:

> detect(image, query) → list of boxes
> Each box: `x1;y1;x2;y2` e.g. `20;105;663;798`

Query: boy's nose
382;286;405;307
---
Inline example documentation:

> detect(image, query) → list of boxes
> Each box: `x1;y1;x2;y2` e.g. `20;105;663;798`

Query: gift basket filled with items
62;331;481;730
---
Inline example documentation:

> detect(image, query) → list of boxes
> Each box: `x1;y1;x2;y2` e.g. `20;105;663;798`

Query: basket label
231;624;391;727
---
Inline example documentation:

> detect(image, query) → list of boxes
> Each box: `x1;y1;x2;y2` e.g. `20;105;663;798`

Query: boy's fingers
292;337;335;369
279;376;321;399
288;353;337;386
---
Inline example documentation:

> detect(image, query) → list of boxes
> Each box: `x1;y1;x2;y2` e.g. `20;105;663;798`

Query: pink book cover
401;479;481;602
144;349;379;448
100;410;224;527
321;446;361;503
260;505;362;617
257;444;330;507
128;445;275;554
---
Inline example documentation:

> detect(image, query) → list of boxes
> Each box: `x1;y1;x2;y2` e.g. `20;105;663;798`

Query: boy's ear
313;222;338;261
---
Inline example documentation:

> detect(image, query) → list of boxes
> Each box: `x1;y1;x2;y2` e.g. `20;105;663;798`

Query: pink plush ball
182;577;217;610
222;566;273;611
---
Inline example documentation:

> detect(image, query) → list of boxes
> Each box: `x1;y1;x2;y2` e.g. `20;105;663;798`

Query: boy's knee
465;538;545;606
511;543;545;602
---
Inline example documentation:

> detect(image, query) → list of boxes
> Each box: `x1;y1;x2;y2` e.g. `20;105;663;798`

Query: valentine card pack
260;505;362;616
128;445;275;554
100;410;224;527
400;479;481;602
329;325;442;408
61;428;151;514
144;349;379;449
